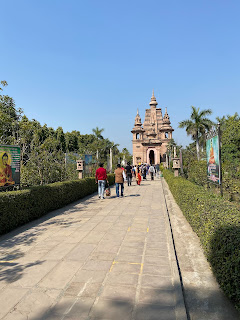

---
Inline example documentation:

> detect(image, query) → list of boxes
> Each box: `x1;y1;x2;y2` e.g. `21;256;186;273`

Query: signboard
84;154;92;165
0;145;20;187
206;135;220;184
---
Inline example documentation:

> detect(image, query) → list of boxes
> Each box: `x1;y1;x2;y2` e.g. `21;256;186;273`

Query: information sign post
206;124;223;196
0;145;20;188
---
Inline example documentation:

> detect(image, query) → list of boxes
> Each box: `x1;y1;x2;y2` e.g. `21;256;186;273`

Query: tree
178;106;213;160
0;82;22;145
56;126;66;152
92;127;104;140
219;113;240;172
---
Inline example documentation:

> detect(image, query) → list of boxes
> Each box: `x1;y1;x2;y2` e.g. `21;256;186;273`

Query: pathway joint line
109;260;118;272
60;277;92;320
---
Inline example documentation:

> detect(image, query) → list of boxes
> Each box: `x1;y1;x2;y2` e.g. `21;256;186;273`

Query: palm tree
179;106;213;160
92;127;104;140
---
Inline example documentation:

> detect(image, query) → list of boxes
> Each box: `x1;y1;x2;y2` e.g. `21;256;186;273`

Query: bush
163;169;240;311
187;160;208;186
0;174;115;235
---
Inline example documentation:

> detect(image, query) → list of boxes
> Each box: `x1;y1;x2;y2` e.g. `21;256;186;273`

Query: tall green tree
0;81;22;145
179;106;213;160
92;127;104;140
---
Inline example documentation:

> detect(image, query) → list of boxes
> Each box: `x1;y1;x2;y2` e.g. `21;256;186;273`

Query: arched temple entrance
149;150;155;164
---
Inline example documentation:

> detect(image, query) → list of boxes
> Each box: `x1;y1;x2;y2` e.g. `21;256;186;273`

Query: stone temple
131;91;174;165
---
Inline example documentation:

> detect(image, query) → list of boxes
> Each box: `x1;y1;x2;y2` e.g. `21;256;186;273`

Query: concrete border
160;179;188;320
161;178;240;320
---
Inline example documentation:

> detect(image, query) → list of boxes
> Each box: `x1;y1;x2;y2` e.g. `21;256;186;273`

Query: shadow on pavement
0;194;98;283
0;259;44;283
24;282;240;320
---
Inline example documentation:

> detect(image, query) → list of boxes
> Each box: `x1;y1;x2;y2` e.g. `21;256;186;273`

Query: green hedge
163;169;240;311
187;160;208;186
0;174;115;235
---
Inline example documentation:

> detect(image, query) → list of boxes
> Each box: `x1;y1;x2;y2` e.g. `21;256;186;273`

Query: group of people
95;162;160;199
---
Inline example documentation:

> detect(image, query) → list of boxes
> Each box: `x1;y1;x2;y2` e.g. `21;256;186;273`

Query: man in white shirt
149;165;155;180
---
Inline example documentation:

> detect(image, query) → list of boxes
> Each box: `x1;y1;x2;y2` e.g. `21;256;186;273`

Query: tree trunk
196;136;200;160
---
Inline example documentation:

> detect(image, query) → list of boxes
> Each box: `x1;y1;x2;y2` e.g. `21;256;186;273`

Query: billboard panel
206;135;220;184
0;145;20;187
84;154;92;165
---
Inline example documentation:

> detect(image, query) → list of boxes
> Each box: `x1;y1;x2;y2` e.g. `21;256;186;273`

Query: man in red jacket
95;163;108;199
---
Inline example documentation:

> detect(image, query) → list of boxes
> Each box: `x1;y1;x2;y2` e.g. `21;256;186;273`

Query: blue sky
1;0;240;151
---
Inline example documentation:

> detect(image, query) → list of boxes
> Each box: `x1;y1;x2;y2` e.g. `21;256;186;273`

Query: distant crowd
95;162;160;199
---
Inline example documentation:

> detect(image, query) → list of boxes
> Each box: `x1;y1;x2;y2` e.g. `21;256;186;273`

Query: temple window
165;132;169;138
136;133;140;139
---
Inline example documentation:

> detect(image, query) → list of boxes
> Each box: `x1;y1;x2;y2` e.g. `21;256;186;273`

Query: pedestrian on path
149;164;155;180
142;165;147;180
95;163;108;199
115;164;125;197
136;166;142;185
125;162;133;186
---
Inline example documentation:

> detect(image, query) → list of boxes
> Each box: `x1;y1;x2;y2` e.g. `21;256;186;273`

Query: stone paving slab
0;178;187;320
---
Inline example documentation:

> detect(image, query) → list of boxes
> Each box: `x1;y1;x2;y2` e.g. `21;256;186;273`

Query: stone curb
160;179;188;320
162;178;240;320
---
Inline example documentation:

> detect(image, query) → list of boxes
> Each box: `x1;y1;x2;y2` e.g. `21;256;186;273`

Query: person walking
125;162;132;186
95;163;108;199
115;164;125;197
136;166;142;185
142;165;147;180
149;164;155;180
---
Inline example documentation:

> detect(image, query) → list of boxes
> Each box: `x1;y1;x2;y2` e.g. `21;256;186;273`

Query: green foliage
179;106;213;160
187;160;208;186
220;113;240;164
0;174;115;235
163;169;240;311
0;81;130;186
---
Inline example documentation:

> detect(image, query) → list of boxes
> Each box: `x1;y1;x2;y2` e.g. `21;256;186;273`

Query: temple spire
149;90;158;107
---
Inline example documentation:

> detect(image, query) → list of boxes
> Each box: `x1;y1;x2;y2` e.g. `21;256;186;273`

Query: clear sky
1;0;240;152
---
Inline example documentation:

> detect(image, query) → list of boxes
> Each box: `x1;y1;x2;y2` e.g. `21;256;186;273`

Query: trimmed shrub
0;174;115;235
187;160;208;186
163;169;240;311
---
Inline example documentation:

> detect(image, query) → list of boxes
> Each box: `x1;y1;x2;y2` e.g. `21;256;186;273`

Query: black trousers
127;174;132;186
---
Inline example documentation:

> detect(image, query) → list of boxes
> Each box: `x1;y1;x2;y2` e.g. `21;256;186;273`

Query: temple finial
137;108;139;115
152;89;155;97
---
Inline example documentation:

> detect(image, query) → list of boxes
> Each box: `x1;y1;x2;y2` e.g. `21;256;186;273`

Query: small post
76;160;84;179
172;158;181;177
218;123;223;197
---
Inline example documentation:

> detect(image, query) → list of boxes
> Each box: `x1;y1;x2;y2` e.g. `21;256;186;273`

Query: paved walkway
0;178;186;320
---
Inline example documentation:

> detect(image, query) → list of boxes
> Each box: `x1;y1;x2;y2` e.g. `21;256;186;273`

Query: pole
180;149;183;174
110;148;112;173
218;123;223;197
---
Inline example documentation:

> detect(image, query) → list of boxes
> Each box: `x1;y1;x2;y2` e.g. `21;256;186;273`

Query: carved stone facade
131;91;174;165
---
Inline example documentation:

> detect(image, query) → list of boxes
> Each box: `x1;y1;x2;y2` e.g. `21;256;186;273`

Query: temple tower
132;91;174;165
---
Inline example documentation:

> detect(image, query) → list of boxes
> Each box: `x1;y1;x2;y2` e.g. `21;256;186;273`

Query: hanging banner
206;135;220;184
0;145;20;187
